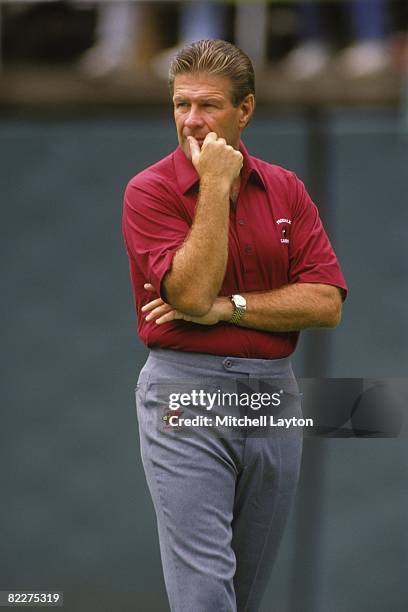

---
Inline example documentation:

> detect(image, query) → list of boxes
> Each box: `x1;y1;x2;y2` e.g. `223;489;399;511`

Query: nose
184;105;205;130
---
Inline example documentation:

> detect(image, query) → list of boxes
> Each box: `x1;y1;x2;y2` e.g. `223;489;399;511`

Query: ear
238;94;255;129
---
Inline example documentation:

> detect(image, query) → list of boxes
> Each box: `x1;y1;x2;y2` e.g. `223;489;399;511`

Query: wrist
216;297;234;322
200;174;232;195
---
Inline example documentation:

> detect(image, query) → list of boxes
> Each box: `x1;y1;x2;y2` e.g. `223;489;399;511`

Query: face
173;72;254;160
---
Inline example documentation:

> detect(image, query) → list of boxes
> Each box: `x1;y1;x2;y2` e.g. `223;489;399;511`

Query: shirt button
238;219;245;226
245;245;252;253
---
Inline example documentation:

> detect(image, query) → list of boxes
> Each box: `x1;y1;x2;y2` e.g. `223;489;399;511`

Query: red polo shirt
123;141;347;359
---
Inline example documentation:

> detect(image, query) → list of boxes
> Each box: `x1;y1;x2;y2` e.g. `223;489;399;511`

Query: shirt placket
234;193;259;288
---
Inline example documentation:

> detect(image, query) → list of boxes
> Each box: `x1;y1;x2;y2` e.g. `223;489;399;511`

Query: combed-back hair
168;39;255;107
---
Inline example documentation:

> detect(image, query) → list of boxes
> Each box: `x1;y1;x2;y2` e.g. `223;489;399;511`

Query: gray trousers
136;348;303;612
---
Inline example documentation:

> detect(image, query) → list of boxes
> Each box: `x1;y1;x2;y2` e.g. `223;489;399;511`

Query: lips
186;135;205;147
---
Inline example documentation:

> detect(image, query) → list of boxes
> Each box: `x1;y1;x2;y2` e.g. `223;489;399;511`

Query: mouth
185;135;205;148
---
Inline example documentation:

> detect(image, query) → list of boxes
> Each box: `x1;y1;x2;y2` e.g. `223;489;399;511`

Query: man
123;39;347;612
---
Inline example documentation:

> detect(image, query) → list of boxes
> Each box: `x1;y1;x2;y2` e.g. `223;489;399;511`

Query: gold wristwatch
229;294;247;324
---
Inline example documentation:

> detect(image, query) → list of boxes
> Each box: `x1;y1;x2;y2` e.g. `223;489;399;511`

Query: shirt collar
173;139;267;195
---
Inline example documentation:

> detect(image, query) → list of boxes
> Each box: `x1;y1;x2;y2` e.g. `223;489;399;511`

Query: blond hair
168;39;255;107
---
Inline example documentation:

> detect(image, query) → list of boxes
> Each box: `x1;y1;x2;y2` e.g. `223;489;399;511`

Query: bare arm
162;174;230;315
143;282;343;330
228;283;343;330
162;132;243;316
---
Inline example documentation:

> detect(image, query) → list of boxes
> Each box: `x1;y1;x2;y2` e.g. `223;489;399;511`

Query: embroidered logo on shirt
276;218;291;244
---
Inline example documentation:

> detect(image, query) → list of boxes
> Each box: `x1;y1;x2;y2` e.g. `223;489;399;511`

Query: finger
156;309;190;324
145;303;173;321
141;297;164;312
204;132;217;144
217;137;227;145
156;310;197;325
145;303;174;321
188;137;201;165
144;283;156;292
155;310;179;325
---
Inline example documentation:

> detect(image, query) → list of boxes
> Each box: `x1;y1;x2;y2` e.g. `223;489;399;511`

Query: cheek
177;114;192;131
175;119;185;135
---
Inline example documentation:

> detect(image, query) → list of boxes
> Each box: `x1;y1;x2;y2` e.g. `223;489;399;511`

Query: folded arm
143;282;343;331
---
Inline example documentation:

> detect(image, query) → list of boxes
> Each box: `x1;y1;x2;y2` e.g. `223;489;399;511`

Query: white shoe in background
335;41;390;78
281;42;331;80
77;42;134;79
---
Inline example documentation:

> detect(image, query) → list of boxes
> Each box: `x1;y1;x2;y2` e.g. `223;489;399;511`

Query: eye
176;102;188;108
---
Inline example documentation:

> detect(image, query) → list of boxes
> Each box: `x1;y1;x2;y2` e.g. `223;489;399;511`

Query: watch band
229;294;247;324
229;307;245;325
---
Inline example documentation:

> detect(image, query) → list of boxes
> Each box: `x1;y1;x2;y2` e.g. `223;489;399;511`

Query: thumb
188;136;200;166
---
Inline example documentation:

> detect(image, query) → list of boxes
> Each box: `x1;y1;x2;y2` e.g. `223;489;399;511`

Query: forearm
218;283;342;331
163;176;230;315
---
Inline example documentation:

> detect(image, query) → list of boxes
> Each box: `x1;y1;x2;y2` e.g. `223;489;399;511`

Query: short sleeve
122;179;190;298
288;174;347;298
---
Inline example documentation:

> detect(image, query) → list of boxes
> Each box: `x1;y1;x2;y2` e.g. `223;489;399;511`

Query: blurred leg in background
234;2;268;69
280;1;331;81
336;0;391;78
151;0;228;79
151;1;270;79
77;1;142;78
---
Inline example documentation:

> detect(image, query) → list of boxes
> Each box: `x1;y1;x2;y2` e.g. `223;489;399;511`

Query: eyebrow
173;96;222;105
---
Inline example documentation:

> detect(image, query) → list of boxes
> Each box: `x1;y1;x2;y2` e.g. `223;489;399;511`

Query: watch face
233;294;247;308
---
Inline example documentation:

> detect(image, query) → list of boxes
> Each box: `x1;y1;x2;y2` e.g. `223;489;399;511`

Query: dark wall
1;114;406;612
